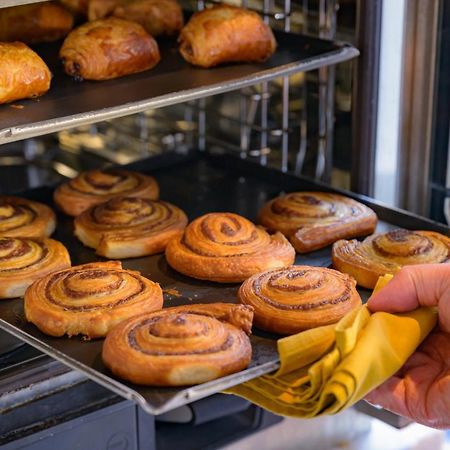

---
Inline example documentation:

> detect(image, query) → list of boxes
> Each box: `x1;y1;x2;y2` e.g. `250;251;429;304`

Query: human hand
365;264;450;429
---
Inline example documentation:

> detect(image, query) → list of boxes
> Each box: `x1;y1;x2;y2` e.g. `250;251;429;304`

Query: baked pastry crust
259;192;377;253
0;237;70;299
238;265;361;335
102;303;253;386
0;42;51;105
0;2;74;44
165;212;295;283
60;17;160;81
332;229;450;289
87;0;123;21
74;197;188;258
178;4;276;68
53;169;159;216
59;0;89;15
24;261;163;338
0;196;56;239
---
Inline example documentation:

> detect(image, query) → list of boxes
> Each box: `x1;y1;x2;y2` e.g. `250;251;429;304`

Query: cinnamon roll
0;196;56;239
259;192;377;253
53;169;159;216
24;261;163;338
178;5;276;68
0;237;70;299
238;266;361;335
102;303;253;386
74;197;188;258
165;212;295;283
332;229;450;289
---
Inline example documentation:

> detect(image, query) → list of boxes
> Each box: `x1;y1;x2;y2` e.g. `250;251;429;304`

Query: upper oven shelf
0;0;48;7
0;31;358;145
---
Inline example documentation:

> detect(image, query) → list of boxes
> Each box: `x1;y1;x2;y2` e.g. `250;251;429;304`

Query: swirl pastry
238;266;361;335
74;197;188;258
24;261;163;338
102;303;253;386
0;196;56;239
53;169;159;216
178;5;276;68
60;17;160;81
0;237;70;299
332;229;450;289
259;192;377;253
165;212;295;283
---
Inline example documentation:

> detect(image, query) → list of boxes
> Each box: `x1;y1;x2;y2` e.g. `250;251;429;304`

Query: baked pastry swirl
24;261;163;338
238;266;361;335
165;212;295;283
102;303;253;386
0;237;70;299
0;196;56;239
332;229;450;289
53;169;159;216
259;192;377;253
60;17;160;81
178;5;276;68
74;197;188;258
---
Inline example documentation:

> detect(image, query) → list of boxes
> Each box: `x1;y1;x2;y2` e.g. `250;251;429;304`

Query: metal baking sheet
0;32;358;144
0;0;47;7
0;153;448;416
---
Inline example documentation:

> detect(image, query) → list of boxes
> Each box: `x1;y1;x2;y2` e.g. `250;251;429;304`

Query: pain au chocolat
54;169;159;216
0;237;70;299
258;192;377;253
332;229;450;289
24;261;163;338
60;17;160;81
102;303;253;386
165;212;295;283
238;266;361;335
178;4;276;68
74;197;188;258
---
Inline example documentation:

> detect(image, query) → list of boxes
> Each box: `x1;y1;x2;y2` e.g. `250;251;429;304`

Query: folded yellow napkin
227;275;438;418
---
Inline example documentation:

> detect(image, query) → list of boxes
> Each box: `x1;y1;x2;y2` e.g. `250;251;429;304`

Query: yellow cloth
227;275;438;418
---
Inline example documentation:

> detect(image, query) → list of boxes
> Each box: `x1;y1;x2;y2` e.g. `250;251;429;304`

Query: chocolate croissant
178;4;276;68
87;0;123;21
0;43;52;105
102;303;253;386
0;2;74;44
60;17;160;81
332;229;450;289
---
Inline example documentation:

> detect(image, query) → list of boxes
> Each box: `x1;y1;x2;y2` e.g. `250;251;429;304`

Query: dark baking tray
0;152;448;415
0;31;358;144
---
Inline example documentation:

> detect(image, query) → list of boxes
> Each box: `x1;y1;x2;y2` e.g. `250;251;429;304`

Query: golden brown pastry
60;17;160;81
59;0;89;16
238;266;361;335
87;0;124;21
24;261;163;338
113;0;184;37
102;303;253;386
0;237;70;299
0;196;56;239
165;212;295;283
0;2;74;44
0;42;51;105
259;192;377;253
74;197;188;258
178;5;276;68
332;229;450;289
53;169;159;216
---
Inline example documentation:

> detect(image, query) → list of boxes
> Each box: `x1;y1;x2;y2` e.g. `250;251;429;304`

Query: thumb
367;264;450;333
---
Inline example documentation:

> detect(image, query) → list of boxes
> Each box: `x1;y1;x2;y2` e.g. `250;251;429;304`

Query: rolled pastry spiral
102;303;253;386
332;229;450;289
0;237;70;299
258;192;377;253
0;196;56;239
54;169;159;216
24;261;163;338
74;197;188;258
165;212;296;283
238;266;361;334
